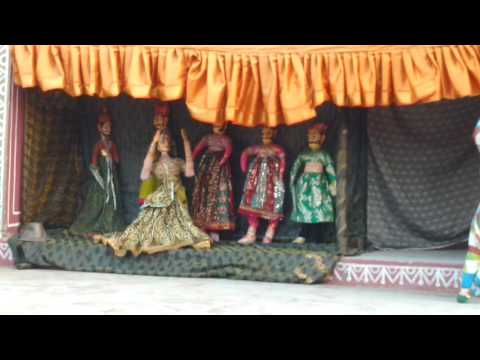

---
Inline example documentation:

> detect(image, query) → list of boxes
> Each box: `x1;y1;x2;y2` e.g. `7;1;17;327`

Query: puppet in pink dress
238;127;286;244
192;123;235;242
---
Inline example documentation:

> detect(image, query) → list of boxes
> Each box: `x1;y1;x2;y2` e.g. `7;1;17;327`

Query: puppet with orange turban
290;123;336;243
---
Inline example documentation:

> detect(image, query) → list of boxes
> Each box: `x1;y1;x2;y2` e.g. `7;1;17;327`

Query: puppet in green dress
290;124;336;243
70;106;125;235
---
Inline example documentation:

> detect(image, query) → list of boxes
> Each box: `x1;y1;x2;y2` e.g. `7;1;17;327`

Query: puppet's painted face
213;123;227;135
157;132;172;153
308;128;325;147
154;114;168;130
98;121;112;137
262;127;275;145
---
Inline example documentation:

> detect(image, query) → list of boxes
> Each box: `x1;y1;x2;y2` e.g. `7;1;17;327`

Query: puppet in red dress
238;127;286;244
191;123;235;242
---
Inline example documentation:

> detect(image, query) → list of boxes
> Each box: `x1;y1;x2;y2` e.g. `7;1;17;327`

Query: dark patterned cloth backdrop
20;93;367;253
22;90;84;227
367;97;480;249
76;97;367;249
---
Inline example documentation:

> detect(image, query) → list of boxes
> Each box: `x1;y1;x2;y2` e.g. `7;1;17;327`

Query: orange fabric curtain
11;45;480;127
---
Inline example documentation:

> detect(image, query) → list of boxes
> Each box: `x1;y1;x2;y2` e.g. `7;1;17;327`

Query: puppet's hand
101;149;112;159
152;130;161;144
147;131;161;156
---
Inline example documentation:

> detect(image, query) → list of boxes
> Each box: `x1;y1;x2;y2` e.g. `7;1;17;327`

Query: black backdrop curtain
22;91;480;251
367;96;480;250
22;90;83;227
73;95;367;251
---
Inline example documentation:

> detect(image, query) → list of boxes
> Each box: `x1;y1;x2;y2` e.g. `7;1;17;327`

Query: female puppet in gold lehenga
93;129;212;257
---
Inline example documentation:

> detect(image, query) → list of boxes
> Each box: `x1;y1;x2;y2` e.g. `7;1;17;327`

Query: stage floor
1;267;477;315
0;237;469;293
352;249;466;265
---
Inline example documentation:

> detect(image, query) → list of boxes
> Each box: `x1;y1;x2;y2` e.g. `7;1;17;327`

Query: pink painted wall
6;85;24;236
0;84;24;266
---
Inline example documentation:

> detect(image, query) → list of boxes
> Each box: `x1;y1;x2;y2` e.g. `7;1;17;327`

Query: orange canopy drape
11;45;480;127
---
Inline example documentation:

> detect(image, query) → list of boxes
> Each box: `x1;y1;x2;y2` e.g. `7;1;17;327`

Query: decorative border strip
0;241;12;265
0;45;10;237
0;45;13;265
6;83;23;235
331;261;463;292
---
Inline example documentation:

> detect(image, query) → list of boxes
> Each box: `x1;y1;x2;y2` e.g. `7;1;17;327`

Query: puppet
93;129;212;256
70;106;124;234
238;127;286;244
290;123;336;244
191;122;235;242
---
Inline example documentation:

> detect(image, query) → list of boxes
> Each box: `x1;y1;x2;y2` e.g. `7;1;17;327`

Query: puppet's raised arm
182;129;195;178
140;131;160;181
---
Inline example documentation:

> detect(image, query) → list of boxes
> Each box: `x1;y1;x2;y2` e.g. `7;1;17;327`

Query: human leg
457;251;480;303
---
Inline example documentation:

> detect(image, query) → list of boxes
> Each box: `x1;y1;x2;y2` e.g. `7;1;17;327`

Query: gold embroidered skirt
93;178;212;257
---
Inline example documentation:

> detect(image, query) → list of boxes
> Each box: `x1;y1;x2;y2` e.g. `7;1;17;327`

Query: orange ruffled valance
11;45;480;127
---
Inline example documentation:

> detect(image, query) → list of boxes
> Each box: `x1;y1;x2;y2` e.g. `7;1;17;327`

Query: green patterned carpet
9;230;339;284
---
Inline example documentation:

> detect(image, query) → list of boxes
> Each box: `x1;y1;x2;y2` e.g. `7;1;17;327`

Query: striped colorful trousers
460;206;480;293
